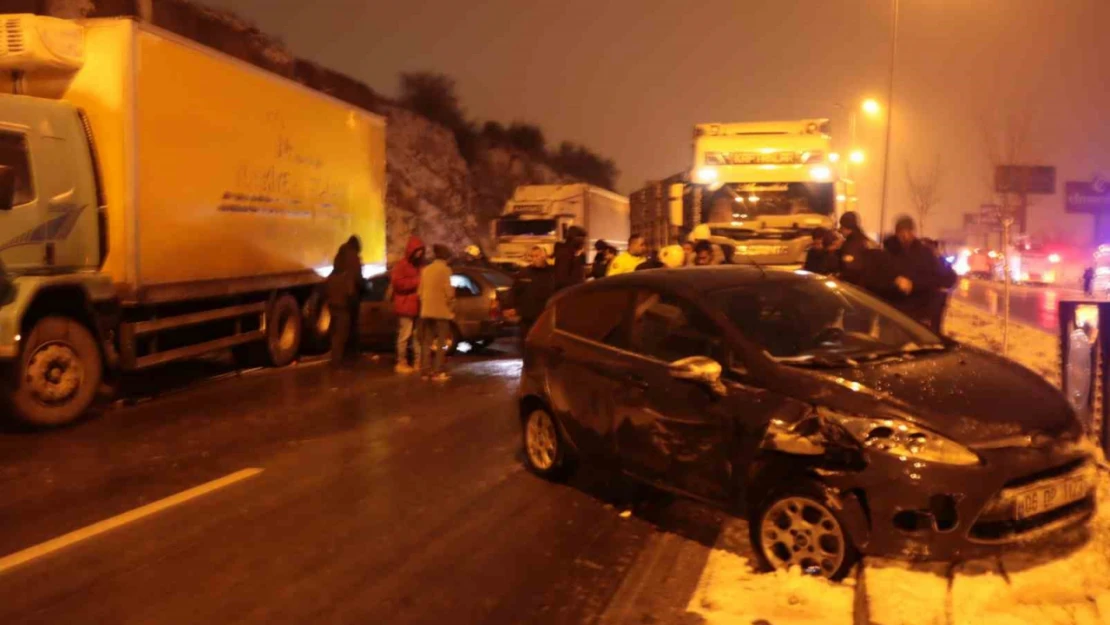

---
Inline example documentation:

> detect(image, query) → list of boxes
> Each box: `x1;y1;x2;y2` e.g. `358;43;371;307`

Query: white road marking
0;467;264;575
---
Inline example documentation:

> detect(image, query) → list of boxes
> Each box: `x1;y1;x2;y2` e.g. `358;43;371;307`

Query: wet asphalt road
950;278;1099;332
0;346;721;624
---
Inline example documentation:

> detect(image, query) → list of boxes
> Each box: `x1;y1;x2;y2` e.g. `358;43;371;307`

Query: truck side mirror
0;166;14;211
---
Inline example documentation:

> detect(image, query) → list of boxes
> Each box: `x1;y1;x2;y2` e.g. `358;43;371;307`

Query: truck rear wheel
9;316;103;427
301;291;331;353
264;294;302;367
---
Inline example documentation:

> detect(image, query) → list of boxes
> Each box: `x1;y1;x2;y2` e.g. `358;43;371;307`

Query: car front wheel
751;493;858;580
522;408;575;481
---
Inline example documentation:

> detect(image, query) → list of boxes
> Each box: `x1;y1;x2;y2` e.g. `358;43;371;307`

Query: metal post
877;0;900;240
1003;218;1012;355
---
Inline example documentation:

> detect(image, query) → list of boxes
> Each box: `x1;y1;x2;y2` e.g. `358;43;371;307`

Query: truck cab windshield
497;218;557;238
707;182;835;221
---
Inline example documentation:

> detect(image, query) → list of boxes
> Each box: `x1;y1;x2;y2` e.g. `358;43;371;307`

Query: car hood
778;345;1080;445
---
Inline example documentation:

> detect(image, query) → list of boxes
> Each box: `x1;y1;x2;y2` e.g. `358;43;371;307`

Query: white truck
491;184;630;269
0;14;386;425
633;120;854;264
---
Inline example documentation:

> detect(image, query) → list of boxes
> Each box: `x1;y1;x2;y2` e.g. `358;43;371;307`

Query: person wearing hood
553;225;588;291
837;211;875;285
391;235;425;374
608;234;648;276
327;235;364;366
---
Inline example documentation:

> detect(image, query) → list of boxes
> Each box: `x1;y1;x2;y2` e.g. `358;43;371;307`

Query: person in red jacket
391;236;426;373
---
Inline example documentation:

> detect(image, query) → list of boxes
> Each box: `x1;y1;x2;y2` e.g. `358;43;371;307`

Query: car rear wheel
751;494;858;580
522;408;575;481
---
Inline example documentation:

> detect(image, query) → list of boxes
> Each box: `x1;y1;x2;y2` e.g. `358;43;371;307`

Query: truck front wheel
9;316;103;427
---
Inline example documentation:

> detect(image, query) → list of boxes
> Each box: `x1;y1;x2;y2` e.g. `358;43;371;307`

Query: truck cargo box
7;17;387;304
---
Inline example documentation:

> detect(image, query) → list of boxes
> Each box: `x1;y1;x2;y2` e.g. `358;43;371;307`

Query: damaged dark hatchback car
518;267;1097;579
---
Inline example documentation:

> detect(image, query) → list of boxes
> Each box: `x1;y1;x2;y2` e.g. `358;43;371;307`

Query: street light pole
877;0;900;240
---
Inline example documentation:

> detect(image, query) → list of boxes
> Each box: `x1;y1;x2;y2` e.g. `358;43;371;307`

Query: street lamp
862;99;882;117
878;0;901;239
850;150;866;164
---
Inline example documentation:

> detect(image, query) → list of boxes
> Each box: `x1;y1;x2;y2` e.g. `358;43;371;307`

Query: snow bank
686;519;854;625
691;300;1110;624
944;299;1061;386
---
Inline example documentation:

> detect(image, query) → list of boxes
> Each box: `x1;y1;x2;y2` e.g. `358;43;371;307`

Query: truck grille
3;17;25;55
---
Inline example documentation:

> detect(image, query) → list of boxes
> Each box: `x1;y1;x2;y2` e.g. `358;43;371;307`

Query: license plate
1012;474;1092;520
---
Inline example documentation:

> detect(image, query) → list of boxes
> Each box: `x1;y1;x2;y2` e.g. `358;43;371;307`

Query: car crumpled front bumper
804;438;1098;562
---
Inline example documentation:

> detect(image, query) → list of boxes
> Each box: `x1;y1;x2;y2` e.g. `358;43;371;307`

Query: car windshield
704;182;835;221
480;270;514;289
710;277;944;365
496;218;557;238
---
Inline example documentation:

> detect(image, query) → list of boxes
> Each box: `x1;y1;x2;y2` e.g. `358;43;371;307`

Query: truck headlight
835;415;980;466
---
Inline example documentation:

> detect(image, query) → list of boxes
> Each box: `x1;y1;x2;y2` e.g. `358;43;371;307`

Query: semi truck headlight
696;167;719;183
809;166;832;181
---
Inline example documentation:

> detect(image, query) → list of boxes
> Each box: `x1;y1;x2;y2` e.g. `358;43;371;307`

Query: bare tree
904;155;943;236
979;109;1034;231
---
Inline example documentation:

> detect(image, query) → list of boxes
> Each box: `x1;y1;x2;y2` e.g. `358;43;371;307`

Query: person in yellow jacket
606;234;648;277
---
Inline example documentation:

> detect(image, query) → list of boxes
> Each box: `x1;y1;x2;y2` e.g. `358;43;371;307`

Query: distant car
518;266;1095;579
359;266;512;353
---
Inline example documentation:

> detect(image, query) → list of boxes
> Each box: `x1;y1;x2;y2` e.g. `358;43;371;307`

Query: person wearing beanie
837;211;875;285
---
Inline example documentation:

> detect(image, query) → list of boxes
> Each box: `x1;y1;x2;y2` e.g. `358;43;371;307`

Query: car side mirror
669;356;727;396
0;166;15;211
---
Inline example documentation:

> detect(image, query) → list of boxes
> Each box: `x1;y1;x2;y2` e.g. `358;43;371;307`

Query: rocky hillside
25;0;581;262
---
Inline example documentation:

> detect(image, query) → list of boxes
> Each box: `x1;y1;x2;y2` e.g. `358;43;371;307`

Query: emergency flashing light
829;153;841;163
1048;253;1062;264
809;166;832;181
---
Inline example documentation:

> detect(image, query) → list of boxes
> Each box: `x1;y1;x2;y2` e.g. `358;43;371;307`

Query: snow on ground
944;299;1061;386
688;299;1110;624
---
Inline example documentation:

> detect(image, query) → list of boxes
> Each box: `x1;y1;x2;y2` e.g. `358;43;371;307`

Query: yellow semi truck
0;14;386;425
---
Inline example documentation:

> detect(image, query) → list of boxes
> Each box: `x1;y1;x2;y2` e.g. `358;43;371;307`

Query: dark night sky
205;0;1109;243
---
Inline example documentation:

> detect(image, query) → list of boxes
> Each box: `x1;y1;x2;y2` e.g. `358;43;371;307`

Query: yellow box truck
0;14;387;425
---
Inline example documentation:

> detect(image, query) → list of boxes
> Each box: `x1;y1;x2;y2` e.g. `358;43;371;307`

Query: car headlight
835;415;980;466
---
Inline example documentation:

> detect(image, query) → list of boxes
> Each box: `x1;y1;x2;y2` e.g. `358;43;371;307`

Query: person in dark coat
837;211;875;286
591;241;617;279
391;235;425;373
327;235;364;366
510;246;557;343
553;225;588;291
874;216;957;329
635;249;665;271
803;227;841;275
